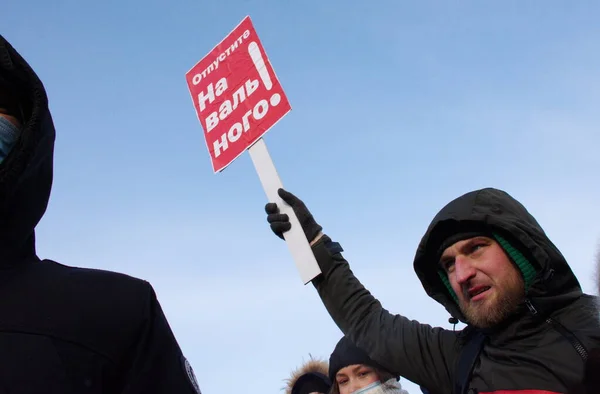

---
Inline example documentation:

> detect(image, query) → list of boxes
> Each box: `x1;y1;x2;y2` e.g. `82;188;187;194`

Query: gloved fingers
271;222;291;238
265;202;279;214
267;213;289;224
278;188;301;207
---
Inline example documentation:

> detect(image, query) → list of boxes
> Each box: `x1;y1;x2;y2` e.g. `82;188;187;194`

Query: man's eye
471;243;486;253
443;260;455;272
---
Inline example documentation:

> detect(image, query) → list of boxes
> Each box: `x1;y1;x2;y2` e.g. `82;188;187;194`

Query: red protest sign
186;16;291;173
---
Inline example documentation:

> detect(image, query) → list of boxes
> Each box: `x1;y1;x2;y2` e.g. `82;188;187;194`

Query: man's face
440;236;525;328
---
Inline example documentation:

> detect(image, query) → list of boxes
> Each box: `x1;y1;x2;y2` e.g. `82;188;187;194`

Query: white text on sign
206;78;282;158
191;30;251;86
203;79;259;130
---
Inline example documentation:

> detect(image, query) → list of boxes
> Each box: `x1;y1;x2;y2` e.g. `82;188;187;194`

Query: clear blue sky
4;1;600;393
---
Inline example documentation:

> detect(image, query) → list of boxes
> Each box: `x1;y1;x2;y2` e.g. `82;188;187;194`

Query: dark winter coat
0;35;200;394
310;188;600;394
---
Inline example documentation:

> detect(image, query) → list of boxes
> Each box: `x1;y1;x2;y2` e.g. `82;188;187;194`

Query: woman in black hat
328;337;410;394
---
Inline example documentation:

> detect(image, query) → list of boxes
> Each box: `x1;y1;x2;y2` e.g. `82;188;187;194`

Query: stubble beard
461;275;526;329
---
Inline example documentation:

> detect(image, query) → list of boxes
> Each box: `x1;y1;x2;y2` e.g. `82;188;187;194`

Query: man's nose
454;256;476;285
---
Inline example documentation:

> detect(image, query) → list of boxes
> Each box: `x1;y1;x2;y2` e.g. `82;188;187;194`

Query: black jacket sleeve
311;235;459;394
119;284;201;394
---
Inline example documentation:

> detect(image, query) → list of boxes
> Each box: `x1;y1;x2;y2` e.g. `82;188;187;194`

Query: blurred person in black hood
567;251;600;394
0;34;201;394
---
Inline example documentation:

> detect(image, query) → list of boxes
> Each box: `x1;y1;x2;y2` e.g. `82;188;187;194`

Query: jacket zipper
525;298;588;361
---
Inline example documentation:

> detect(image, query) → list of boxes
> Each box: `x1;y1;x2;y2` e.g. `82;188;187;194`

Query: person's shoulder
9;260;162;361
560;293;599;317
40;259;155;306
50;259;148;282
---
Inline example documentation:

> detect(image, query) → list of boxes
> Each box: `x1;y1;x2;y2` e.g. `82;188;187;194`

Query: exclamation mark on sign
248;42;281;107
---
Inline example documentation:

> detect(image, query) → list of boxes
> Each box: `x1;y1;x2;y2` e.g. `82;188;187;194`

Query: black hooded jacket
310;188;600;394
0;36;200;394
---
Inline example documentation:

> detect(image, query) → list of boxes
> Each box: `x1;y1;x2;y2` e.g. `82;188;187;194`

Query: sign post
185;16;321;284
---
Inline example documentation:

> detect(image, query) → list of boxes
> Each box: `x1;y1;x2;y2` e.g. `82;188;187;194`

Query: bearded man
265;187;600;394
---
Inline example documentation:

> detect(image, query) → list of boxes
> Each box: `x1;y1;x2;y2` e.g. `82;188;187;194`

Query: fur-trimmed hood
284;357;330;394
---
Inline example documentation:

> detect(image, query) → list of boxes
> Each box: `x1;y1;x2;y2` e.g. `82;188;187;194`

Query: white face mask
350;379;409;394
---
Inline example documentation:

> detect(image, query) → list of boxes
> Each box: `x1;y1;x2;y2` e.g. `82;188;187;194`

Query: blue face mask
350;379;408;394
0;116;20;163
352;381;382;394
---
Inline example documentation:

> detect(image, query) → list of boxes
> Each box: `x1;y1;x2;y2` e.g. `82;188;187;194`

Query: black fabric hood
413;188;581;323
0;35;55;264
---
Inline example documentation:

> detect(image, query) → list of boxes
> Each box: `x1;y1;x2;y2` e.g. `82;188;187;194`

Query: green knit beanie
437;233;537;304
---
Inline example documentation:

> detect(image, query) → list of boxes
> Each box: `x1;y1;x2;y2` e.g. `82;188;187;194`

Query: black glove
264;188;323;242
